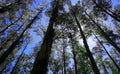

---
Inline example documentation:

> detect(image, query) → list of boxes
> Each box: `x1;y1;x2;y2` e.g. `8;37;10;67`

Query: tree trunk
69;35;78;74
0;62;9;74
72;50;78;74
63;43;66;74
102;63;109;74
10;40;29;74
85;11;120;53
72;12;100;74
93;32;120;71
0;9;43;65
92;0;120;22
0;15;22;34
31;1;59;74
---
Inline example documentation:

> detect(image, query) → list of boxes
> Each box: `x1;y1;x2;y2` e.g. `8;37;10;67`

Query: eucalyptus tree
67;1;100;74
31;0;60;74
49;38;71;74
0;8;43;65
85;12;120;53
92;0;120;22
93;32;120;71
0;0;35;54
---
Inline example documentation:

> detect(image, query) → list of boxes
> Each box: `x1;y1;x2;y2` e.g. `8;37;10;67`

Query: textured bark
10;41;29;74
85;11;120;53
92;0;120;22
31;1;59;74
0;9;43;65
93;33;120;71
72;12;100;74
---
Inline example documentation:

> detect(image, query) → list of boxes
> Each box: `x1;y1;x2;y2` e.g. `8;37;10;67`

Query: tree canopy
0;0;120;74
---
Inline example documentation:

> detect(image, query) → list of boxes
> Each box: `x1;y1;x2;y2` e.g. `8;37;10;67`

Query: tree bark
10;40;29;74
0;9;43;65
72;12;100;74
93;32;120;71
85;11;120;53
31;1;59;74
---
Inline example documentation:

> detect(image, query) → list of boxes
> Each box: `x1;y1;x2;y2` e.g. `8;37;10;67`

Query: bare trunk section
72;50;78;74
63;43;66;74
72;12;100;74
31;1;59;74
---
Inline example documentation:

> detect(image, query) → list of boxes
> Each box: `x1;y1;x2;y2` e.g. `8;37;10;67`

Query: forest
0;0;120;74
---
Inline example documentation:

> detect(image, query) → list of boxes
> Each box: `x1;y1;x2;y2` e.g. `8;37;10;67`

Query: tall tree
0;14;22;34
93;32;120;71
67;1;100;73
85;11;120;53
31;1;59;74
69;34;78;74
0;8;43;65
92;0;120;22
10;40;29;74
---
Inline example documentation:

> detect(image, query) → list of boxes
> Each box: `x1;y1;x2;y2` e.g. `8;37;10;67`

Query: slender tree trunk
85;11;120;53
0;9;43;65
93;32;120;71
69;35;78;74
72;12;100;74
0;24;14;34
0;15;22;34
2;25;24;45
102;63;108;74
63;43;66;74
72;50;78;74
92;0;120;22
31;1;59;74
10;40;29;74
0;62;9;74
62;69;63;74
